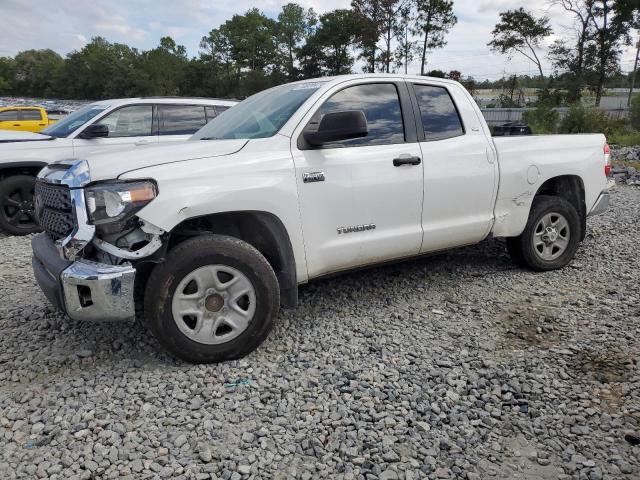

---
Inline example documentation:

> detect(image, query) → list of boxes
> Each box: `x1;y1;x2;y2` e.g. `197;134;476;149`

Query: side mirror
304;110;368;147
79;123;109;139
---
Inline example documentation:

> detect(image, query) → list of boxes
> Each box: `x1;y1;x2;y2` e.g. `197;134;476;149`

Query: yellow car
0;106;58;133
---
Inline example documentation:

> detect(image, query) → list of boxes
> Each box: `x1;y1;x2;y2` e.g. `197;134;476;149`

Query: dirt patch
499;306;561;349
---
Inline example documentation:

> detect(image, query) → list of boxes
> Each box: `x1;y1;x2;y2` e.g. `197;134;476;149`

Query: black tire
0;175;41;236
144;234;280;363
506;195;581;271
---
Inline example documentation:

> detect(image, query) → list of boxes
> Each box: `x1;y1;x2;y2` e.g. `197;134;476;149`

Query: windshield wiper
199;136;222;140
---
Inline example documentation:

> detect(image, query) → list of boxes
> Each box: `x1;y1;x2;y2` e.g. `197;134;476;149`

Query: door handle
13;124;21;127
393;156;421;166
135;140;149;145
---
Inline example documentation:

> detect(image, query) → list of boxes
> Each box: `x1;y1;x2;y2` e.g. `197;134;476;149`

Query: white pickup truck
0;97;236;235
31;74;610;363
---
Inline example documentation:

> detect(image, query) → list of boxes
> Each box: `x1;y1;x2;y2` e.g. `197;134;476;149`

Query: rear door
157;104;207;143
19;108;47;132
0;109;21;131
292;81;424;278
72;104;158;155
410;82;497;252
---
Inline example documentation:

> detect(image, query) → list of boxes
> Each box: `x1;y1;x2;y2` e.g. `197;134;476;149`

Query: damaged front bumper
32;233;136;322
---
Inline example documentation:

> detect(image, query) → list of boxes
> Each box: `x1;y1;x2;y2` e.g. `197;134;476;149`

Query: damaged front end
31;159;165;321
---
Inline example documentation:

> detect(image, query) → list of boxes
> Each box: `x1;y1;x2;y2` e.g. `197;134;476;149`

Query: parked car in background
0;97;237;235
31;74;610;363
0;106;58;133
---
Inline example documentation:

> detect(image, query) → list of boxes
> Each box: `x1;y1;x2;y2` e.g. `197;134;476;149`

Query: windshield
191;82;323;141
42;104;108;138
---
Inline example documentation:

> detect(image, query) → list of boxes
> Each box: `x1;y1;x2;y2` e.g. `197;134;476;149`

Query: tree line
0;0;637;102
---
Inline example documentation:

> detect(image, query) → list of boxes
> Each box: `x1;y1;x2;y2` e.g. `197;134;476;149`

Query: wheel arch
0;162;47;180
161;210;298;308
534;175;586;240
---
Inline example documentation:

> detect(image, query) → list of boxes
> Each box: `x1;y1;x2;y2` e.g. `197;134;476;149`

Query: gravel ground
0;185;639;480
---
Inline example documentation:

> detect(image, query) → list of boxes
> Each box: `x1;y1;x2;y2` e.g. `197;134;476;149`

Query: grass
607;131;640;147
613;159;640;171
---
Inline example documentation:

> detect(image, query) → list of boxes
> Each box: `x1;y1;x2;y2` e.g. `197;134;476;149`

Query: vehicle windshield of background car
42;104;109;138
191;82;325;141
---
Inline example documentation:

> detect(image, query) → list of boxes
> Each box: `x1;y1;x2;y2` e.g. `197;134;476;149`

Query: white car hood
83;139;249;182
0;130;54;143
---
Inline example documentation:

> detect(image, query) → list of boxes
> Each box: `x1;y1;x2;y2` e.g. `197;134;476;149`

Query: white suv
0;97;237;235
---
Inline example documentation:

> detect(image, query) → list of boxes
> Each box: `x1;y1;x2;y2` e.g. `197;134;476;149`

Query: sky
0;0;637;80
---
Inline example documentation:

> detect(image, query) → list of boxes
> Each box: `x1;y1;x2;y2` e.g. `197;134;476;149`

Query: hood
83;139;249;182
0;130;54;143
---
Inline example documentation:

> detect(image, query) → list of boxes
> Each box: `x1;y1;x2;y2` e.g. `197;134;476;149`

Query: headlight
85;180;157;225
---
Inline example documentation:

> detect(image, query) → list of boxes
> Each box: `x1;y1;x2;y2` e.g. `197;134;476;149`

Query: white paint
50;74;606;284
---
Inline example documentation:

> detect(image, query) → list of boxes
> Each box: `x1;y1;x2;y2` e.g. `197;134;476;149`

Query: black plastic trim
31;233;72;312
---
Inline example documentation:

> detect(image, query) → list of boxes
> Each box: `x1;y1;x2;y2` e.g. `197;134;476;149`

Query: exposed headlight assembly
85;180;157;225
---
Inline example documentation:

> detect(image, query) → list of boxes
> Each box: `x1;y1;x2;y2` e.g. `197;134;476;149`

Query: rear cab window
412;84;464;141
159;105;207;135
20;109;43;121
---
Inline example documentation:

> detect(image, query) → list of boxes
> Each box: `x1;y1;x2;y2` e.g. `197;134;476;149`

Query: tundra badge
337;224;376;234
303;171;325;183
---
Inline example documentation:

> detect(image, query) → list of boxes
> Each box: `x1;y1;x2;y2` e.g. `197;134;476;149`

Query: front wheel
144;234;280;363
0;175;41;236
506;195;581;271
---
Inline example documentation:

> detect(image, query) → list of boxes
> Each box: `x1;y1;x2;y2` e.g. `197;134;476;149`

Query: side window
307;83;405;148
94;105;153;138
159;105;207;135
413;85;464;141
205;106;217;122
205;105;230;123
20;109;43;121
0;110;19;121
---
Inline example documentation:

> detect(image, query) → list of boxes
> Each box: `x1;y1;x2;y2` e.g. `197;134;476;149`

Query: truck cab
0;106;53;133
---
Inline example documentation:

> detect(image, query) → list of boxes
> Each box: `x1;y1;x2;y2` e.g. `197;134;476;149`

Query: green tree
549;0;596;102
414;0;457;76
312;10;360;75
12;49;65;97
277;3;317;80
590;0;627;105
351;0;382;73
394;3;418;74
140;37;188;95
62;37;143;99
0;57;14;94
378;0;410;73
488;8;552;80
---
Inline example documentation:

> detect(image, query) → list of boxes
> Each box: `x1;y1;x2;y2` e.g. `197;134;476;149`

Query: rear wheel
0;175;40;236
506;195;581;271
144;234;280;363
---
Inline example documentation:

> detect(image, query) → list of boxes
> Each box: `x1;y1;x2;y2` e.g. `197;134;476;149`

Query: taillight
603;143;611;177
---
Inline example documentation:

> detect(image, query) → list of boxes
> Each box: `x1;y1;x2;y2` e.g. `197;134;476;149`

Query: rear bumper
31;233;136;321
587;190;610;217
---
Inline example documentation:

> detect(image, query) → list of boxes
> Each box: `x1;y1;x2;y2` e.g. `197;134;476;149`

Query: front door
72;104;158;155
292;81;424;278
411;82;497;252
19;109;48;132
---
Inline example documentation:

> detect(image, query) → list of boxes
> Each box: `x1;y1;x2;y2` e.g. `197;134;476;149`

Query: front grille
35;181;74;239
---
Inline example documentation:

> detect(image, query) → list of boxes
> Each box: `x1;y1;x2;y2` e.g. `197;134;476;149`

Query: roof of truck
89;97;238;108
